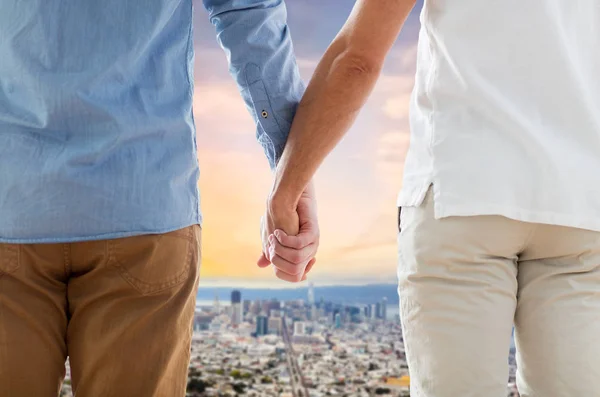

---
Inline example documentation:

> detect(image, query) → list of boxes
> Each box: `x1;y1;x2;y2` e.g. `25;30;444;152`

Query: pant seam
63;243;71;277
518;221;539;255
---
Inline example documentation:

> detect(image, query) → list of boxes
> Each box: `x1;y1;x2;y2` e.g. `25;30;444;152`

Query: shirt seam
424;8;438;154
185;3;201;223
184;5;195;98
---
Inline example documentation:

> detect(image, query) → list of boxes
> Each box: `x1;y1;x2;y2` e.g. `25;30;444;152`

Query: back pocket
107;227;195;295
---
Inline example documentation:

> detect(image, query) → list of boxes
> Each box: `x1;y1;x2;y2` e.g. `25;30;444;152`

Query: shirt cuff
245;63;299;170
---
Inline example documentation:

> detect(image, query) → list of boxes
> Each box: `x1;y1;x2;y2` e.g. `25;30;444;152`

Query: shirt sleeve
202;0;306;169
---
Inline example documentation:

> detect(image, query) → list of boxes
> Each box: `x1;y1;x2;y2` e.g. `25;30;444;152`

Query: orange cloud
383;94;412;120
194;68;417;284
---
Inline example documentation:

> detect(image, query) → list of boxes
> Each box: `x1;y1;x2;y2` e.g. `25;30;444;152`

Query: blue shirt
0;0;304;243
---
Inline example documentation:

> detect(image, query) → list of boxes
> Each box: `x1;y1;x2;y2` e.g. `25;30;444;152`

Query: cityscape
60;283;520;396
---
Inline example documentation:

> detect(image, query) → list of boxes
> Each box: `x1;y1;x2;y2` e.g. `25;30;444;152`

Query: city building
213;294;220;314
268;317;282;335
270;309;283;318
294;321;306;335
243;301;253;322
251;299;262;316
232;305;243;325
231;290;242;326
382;297;388;322
194;313;217;331
231;290;241;304
307;283;317;322
262;299;281;316
308;282;315;305
256;315;268;336
334;313;342;329
62;289;518;397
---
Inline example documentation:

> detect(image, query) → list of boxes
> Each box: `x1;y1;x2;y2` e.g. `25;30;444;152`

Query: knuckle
293;239;304;249
292;265;305;276
271;256;281;267
275;270;288;281
281;263;300;276
275;264;302;278
292;274;303;283
272;243;282;255
290;251;304;264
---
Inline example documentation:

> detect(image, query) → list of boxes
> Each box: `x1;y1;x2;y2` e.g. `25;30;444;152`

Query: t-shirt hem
397;179;432;207
398;180;600;232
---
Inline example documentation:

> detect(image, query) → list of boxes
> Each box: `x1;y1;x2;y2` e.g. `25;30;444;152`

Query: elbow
334;52;383;80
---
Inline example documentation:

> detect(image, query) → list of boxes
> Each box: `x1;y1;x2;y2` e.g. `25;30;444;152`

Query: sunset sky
193;0;423;287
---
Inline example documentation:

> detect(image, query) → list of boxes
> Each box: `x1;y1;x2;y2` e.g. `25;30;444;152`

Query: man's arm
263;0;416;282
203;0;320;279
202;0;305;169
269;0;416;209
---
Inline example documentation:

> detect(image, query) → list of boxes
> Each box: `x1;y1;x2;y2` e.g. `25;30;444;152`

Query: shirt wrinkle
400;0;600;233
0;0;303;242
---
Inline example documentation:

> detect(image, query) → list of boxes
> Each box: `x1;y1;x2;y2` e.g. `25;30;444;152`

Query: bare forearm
268;0;416;209
271;43;381;207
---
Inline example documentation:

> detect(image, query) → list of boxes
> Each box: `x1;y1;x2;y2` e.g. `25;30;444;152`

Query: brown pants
0;225;201;397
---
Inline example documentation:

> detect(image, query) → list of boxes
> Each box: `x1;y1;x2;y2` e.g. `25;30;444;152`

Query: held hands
257;182;320;282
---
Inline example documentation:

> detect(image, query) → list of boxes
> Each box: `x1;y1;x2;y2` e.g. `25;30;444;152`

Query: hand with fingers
258;181;320;283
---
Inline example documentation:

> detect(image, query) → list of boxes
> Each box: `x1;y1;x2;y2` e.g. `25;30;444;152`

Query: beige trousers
398;188;600;397
0;225;201;397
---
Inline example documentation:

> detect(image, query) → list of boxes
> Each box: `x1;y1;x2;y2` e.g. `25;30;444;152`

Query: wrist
268;187;299;214
269;152;312;212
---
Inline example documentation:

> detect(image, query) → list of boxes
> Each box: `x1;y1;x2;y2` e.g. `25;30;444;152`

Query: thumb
257;252;271;268
273;209;300;236
301;257;317;281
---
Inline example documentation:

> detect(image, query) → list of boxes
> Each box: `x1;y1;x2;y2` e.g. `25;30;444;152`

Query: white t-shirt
399;0;600;231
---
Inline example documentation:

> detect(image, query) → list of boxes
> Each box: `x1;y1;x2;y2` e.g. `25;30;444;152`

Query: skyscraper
308;282;315;305
251;300;261;316
308;283;317;322
232;305;243;325
231;290;241;304
381;297;388;322
332;309;340;324
310;305;318;322
334;313;342;329
231;290;242;325
213;294;220;314
370;303;377;320
256;315;268;336
376;302;382;319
